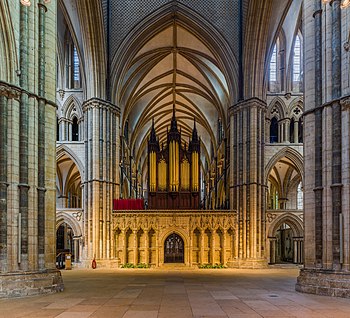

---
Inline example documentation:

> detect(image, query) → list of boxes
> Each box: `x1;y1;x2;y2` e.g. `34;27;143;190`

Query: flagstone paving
1;267;350;317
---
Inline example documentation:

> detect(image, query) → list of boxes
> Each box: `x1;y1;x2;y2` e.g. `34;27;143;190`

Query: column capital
229;97;267;116
0;83;21;100
83;97;120;116
340;95;350;111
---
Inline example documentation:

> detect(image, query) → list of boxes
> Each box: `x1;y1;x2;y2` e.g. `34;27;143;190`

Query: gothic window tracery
65;33;81;89
270;44;277;82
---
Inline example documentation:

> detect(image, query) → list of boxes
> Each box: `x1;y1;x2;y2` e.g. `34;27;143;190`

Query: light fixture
323;0;350;9
20;0;50;6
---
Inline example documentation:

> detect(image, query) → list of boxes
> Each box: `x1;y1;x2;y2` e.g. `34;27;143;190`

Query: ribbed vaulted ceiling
119;21;230;168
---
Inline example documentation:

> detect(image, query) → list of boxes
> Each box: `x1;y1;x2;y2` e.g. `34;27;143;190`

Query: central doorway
164;233;184;263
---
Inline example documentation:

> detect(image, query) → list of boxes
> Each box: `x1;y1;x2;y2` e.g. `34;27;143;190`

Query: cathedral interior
1;0;350;299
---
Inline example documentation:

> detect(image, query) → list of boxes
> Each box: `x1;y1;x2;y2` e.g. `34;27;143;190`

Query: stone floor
1;267;350;318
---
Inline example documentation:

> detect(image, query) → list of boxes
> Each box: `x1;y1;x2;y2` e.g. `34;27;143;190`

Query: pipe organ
148;112;200;209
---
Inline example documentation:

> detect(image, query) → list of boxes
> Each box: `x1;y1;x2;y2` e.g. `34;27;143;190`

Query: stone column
293;239;298;264
211;230;215;265
133;229;137;265
269;238;276;264
297;0;350;297
200;229;205;264
330;0;342;271
83;98;120;264
294;120;299;143
144;229;149;265
0;0;63;297
283;118;290;143
189;230;193;266
155;233;159;266
18;2;30;270
222;230;227;265
229;98;267;268
122;230;127;264
265;118;271;144
0;94;9;272
73;237;80;262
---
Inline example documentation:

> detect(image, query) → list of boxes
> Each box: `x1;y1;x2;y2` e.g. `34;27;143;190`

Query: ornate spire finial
149;118;157;143
170;104;178;132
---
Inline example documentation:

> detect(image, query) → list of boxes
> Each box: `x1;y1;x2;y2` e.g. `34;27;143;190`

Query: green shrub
199;263;226;269
121;263;150;268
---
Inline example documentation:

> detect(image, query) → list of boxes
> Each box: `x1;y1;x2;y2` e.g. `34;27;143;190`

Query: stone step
158;263;196;270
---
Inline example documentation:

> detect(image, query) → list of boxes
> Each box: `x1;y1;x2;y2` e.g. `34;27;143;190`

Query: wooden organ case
148;112;200;209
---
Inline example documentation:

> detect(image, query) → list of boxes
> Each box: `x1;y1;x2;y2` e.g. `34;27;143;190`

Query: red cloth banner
113;199;144;210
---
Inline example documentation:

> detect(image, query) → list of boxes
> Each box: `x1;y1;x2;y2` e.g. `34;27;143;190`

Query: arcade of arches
1;0;350;299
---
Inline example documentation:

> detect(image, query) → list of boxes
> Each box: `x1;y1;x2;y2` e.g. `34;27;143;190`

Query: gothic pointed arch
111;3;237;184
265;147;303;184
268;213;303;238
111;2;238;102
0;1;18;83
288;97;303;119
245;0;304;99
56;144;84;176
74;0;106;99
268;97;287;120
56;212;82;237
62;94;83;120
57;0;86;92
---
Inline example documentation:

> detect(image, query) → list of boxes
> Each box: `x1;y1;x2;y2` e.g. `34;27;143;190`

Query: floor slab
1;268;350;318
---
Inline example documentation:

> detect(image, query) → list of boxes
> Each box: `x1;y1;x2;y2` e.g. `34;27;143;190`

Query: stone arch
75;0;106;99
56;144;84;176
112;3;237;170
160;227;189;248
56;212;82;238
111;2;238;106
0;1;18;83
288;97;303;120
268;97;287;120
267;212;304;264
268;213;303;238
265;147;303;184
62;95;83;120
245;0;287;99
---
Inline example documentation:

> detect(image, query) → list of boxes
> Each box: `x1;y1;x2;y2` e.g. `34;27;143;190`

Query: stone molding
228;97;267;116
0;81;57;108
82;97;120;115
0;270;63;298
296;268;350;298
303;95;350;116
0;83;21;100
340;96;350;110
112;210;237;232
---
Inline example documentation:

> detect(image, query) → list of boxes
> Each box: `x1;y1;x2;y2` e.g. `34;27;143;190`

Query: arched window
297;182;303;209
65;36;81;89
293;35;301;82
270;44;277;82
72;117;79;141
73;46;80;87
57;117;60;141
270;117;279;143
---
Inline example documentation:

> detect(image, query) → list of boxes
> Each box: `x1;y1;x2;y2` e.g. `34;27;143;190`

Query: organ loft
148;108;200;209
